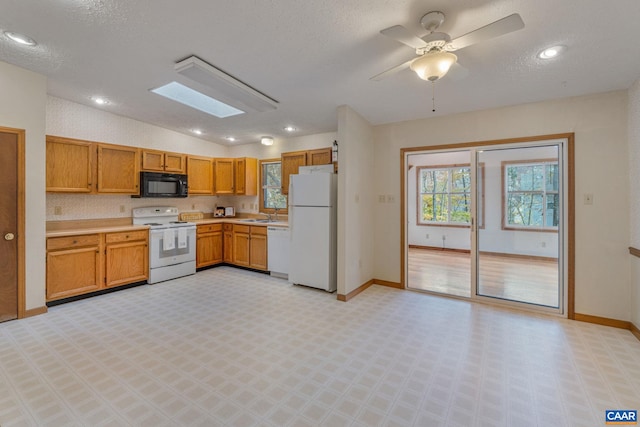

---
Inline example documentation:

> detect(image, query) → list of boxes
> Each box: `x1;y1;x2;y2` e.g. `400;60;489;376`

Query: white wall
45;96;231;220
0;61;47;310
374;91;630;321
629;78;640;328
337;105;375;295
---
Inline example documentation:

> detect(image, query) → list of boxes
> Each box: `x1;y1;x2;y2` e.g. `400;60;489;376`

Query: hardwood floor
408;248;559;307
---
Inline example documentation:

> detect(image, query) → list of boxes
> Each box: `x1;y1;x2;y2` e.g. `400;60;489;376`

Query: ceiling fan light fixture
410;51;457;81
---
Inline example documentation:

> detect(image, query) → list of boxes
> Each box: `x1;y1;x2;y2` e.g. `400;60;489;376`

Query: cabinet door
249;230;268;270
197;231;223;268
235;158;257;196
97;144;140;194
47;246;102;301
164;152;186;173
223;231;233;263
281;150;307;195
233;230;251;267
105;240;148;288
141;149;165;172
187;156;214;195
307;147;332;165
46;136;94;193
214;158;235;194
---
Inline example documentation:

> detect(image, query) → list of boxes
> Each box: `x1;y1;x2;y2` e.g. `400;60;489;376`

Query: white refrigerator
288;171;337;292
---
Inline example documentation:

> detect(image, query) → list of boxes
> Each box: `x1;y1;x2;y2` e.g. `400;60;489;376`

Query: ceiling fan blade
448;13;524;51
370;58;414;81
380;25;427;50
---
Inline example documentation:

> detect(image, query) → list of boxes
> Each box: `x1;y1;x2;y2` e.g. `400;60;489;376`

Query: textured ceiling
1;0;639;145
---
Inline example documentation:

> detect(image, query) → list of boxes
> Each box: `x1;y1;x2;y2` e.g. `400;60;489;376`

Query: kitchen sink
239;218;279;223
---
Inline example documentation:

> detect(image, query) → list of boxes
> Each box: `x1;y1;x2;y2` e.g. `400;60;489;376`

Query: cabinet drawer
223;223;233;232
47;234;100;250
250;226;267;236
233;224;250;234
197;223;222;234
105;230;148;244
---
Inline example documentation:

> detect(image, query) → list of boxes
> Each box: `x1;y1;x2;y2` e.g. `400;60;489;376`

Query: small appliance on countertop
214;207;226;217
224;207;235;217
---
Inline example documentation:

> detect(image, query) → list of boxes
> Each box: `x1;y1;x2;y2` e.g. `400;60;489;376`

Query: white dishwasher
267;226;289;279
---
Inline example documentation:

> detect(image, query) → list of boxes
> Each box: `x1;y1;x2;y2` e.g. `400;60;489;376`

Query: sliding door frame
400;133;575;318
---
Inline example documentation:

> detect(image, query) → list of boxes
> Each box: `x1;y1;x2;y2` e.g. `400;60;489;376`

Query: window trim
415;163;485;228
259;158;288;214
501;158;558;232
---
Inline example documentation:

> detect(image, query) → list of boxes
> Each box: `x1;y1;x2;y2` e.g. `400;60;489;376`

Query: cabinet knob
4;233;15;241
73;240;77;244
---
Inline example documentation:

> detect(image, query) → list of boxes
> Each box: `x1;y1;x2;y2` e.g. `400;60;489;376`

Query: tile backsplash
45;194;260;221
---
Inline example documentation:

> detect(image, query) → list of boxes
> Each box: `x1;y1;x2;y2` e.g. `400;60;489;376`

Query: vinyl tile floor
1;267;639;426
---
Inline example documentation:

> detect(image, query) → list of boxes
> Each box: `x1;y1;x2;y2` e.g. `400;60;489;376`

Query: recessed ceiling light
91;96;109;105
283;126;296;132
4;31;37;46
151;81;245;118
538;45;566;59
225;137;236;142
192;129;203;135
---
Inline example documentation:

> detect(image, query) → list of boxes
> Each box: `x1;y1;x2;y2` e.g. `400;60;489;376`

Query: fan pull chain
431;81;436;112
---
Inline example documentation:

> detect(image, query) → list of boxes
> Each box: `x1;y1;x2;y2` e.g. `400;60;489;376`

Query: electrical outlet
119;205;125;213
378;195;386;203
442;235;446;241
192;203;196;210
386;195;395;203
541;242;547;248
242;203;246;209
54;206;62;215
426;234;430;239
584;193;593;205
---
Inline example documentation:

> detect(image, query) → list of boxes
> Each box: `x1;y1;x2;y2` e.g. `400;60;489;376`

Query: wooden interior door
0;131;19;322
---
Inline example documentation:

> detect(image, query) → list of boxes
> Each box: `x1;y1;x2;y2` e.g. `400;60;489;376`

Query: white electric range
132;207;196;284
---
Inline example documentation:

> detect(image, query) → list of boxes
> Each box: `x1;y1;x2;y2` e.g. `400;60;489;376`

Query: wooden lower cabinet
223;224;233;263
249;226;268;270
105;231;148;288
46;230;149;302
228;224;268;270
46;235;102;301
232;225;251;267
196;224;223;268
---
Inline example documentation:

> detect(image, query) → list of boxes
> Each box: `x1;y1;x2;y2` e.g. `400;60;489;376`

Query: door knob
4;233;15;241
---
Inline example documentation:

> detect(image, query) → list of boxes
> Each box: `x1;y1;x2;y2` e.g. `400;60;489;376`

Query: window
259;159;287;213
418;165;471;226
503;160;558;230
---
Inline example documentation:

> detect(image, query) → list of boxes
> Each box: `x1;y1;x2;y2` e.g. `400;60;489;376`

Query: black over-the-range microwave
135;172;189;198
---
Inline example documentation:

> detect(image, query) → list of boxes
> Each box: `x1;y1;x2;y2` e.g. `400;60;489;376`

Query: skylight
151;81;244;118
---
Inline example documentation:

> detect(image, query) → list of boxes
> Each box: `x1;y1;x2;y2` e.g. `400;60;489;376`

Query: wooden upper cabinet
46;136;95;193
214;158;235;194
307;147;332;166
96;144;140;194
281;150;307;195
235;157;257;196
141;149;186;173
187;155;214;195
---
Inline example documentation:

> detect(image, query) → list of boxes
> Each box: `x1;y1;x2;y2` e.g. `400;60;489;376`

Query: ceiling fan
372;11;525;82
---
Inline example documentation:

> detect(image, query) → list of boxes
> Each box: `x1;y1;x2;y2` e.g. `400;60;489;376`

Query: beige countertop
46;224;150;238
192;218;289;227
46;218;288;238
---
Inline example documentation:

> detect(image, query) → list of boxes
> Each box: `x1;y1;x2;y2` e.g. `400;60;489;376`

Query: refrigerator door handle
288;180;294;236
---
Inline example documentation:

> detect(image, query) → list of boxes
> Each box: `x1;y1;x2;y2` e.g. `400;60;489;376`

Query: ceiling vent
175;55;278;114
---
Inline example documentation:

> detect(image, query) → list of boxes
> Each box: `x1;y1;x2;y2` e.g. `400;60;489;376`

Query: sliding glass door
475;144;562;309
406;139;566;314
